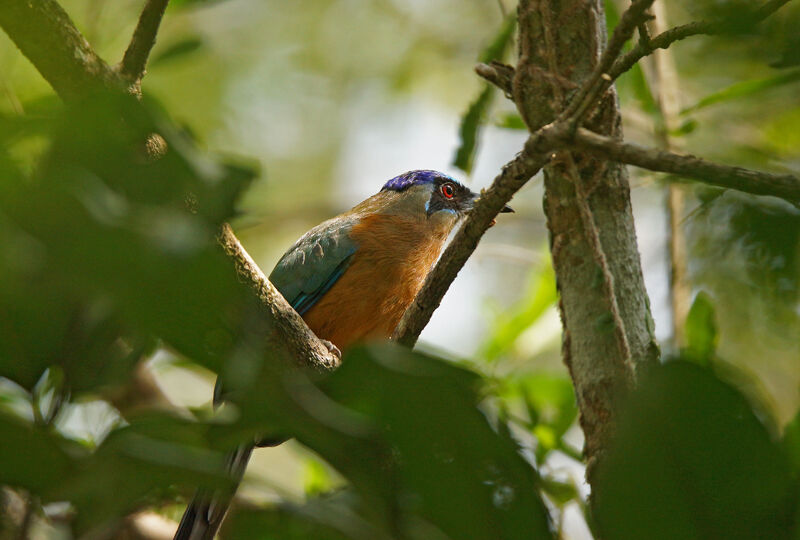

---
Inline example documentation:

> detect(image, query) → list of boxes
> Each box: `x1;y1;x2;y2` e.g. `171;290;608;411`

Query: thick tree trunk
514;0;659;481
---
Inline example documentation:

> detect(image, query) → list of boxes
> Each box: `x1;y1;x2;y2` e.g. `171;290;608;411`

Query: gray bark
514;0;659;480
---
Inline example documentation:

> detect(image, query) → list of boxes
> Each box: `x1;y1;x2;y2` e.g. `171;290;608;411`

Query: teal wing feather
269;215;359;315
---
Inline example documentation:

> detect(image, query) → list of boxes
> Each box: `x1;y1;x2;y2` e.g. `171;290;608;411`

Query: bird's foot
320;339;341;360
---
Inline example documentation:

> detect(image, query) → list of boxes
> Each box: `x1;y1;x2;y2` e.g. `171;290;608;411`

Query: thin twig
475;61;514;96
609;0;792;81
119;0;170;92
0;0;340;377
560;0;655;125
0;0;120;102
560;127;800;206
16;493;37;540
647;2;691;347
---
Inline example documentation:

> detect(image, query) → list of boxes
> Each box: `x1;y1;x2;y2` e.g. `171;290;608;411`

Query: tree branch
218;224;340;372
609;0;792;81
0;0;121;102
392;141;549;347
646;2;691;347
120;0;171;92
475;61;515;96
559;0;655;124
564;127;800;205
0;0;340;377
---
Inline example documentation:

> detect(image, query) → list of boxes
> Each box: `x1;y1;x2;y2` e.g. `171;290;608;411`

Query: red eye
441;183;455;199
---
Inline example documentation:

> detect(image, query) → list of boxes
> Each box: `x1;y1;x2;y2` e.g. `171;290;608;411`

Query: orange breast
301;213;451;351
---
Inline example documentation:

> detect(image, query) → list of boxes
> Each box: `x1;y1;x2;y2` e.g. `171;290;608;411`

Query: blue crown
381;170;455;192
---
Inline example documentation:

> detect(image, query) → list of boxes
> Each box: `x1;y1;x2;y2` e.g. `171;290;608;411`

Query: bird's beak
467;191;514;214
467;191;514;226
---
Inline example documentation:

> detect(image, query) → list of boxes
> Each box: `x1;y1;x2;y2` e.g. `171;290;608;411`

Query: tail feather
174;445;254;540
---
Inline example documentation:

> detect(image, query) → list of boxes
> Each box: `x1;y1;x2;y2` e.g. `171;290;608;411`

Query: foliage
453;15;516;174
595;360;796;540
1;0;800;538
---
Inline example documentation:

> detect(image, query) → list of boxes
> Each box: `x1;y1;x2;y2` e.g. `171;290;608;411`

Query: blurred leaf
688;195;800;309
0;91;258;378
771;36;800;68
782;408;800;474
53;412;230;535
482;260;557;362
594;360;795;540
236;343;556;540
168;0;229;9
683;291;718;366
494;112;527;130
540;477;579;508
453;15;516;174
151;37;205;67
0;411;76;493
668;118;698;137
304;458;334;496
453;86;493;174
223;496;371;540
478;15;516;65
682;70;800;115
619;61;659;118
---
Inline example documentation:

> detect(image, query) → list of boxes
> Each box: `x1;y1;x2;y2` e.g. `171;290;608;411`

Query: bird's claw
320;339;341;360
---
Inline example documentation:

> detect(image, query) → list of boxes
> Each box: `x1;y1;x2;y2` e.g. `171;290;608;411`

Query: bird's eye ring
441;183;455;199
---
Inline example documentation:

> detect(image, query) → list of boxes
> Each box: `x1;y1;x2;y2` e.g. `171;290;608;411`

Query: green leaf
683;291;718;366
304;458;334;496
481;259;557;362
150;37;204;67
223;497;366;540
478;15;517;65
453;15;516;174
782;408;800;474
241;343;557;540
53;412;230;534
0;92;257;378
494;112;527;130
540;477;579;507
594;361;794;540
453;86;494;174
682;70;800;115
0;411;75;493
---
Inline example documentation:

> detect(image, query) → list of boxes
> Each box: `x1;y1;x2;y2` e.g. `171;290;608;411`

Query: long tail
174;444;254;540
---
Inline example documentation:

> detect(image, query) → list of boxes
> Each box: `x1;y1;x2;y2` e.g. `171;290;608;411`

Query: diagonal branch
120;0;171;92
392;140;550;347
609;0;792;81
559;0;655;124
563;127;800;205
0;0;340;377
0;0;121;102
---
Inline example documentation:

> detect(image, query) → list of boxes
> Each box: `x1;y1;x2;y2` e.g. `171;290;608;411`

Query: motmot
174;169;513;539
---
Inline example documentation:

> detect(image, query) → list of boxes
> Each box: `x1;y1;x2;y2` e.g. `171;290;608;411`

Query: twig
475;61;514;96
218;224;341;372
16;493;37;540
647;2;691;347
609;0;792;81
560;0;655;125
120;0;170;92
392;139;550;347
561;127;800;205
0;0;121;102
0;0;340;377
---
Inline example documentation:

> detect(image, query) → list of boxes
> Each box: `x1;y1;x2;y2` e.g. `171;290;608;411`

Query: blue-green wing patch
269;215;359;315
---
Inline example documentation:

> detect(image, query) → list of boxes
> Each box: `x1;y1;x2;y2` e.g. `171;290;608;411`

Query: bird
174;169;513;539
